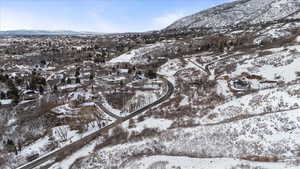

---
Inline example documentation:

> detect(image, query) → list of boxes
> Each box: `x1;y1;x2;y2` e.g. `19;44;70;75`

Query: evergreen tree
119;80;124;87
53;84;58;93
40;60;46;66
5;74;9;80
67;78;72;84
61;77;66;84
146;70;157;79
75;67;80;77
39;85;44;95
0;74;8;82
7;80;19;104
89;72;94;80
29;79;37;90
39;77;47;86
75;77;81;84
0;92;5;99
128;68;132;74
16;77;24;86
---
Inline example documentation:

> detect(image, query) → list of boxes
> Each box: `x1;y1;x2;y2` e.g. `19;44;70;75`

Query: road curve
16;77;174;169
96;101;122;120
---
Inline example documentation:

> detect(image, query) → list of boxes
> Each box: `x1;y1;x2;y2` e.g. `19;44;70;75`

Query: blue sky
0;0;230;33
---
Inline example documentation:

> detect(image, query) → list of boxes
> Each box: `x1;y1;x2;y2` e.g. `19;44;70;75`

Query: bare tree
93;109;106;128
55;127;68;142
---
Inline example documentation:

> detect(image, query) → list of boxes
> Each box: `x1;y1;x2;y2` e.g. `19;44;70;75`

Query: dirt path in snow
204;107;300;126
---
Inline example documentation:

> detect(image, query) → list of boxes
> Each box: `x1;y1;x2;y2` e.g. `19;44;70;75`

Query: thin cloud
1;7;119;33
152;11;186;30
87;11;120;33
2;7;69;31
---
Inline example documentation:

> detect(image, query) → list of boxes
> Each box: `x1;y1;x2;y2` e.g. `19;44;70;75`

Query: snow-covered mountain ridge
167;0;300;30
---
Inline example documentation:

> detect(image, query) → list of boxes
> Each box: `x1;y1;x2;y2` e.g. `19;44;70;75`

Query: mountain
166;0;300;30
0;30;101;36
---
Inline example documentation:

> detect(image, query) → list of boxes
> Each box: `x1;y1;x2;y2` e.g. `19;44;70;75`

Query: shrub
258;50;273;57
0;155;5;166
110;126;129;144
230;164;266;169
208;113;217;120
241;155;279;162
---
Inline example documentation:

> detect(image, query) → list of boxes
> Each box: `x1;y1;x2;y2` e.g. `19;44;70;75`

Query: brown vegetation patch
105;92;134;110
258;50;273;57
160;95;183;109
260;80;277;84
241;72;263;80
208;113;217;120
241;155;279;162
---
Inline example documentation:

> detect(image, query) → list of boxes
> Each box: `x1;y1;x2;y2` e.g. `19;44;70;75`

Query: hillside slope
166;0;300;30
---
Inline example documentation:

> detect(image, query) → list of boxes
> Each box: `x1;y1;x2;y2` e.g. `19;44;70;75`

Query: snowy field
70;108;300;169
123;156;299;169
68;41;300;169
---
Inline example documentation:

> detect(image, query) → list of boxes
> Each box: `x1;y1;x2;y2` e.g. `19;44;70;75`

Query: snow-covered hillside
167;0;300;30
68;32;300;169
4;1;300;168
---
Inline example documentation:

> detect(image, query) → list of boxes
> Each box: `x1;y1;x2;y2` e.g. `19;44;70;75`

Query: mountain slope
166;0;300;30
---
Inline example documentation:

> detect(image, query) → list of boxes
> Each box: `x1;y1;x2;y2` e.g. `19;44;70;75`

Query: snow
258;57;300;82
62;43;300;169
6;3;300;168
19;100;35;105
230;45;300;82
15;102;115;169
0;83;9;93
49;141;98;169
179;95;189;106
0;99;12;105
296;36;300;43
216;79;232;98
123;89;162;114
101;76;126;82
200;86;300;125
123;155;300;169
125;156;242;169
73;106;300;168
52;104;74;116
60;84;81;90
102;102;122;115
99;78;166;117
158;59;181;76
46;67;56;71
118;69;129;73
81;102;96;107
109;42;165;65
158;58;196;77
109;51;135;63
254;25;291;45
68;91;93;101
168;0;300;30
18;136;50;157
131;118;173;132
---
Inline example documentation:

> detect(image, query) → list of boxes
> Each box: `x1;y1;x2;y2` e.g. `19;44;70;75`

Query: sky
0;0;231;33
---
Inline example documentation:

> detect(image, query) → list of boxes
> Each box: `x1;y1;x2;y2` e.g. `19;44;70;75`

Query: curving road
16;77;174;169
95;101;122;120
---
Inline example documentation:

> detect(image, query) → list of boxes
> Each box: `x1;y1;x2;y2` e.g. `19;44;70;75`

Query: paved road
16;78;174;169
95;101;122;120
